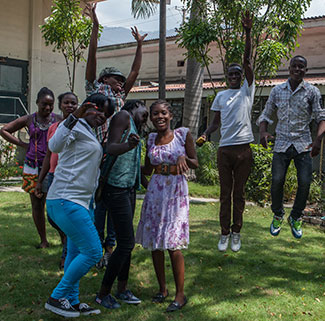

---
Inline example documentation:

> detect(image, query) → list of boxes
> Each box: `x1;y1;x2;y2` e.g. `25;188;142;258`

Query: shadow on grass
1;200;324;321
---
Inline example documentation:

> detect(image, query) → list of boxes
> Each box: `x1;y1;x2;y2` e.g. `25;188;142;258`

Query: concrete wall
0;0;101;116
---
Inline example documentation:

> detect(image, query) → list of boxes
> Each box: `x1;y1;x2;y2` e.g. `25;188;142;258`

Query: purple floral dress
136;127;189;250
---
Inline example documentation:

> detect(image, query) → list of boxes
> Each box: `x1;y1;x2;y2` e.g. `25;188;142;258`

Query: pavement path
0;184;265;206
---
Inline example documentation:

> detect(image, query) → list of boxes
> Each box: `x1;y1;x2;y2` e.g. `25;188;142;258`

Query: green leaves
177;0;312;82
131;0;159;19
40;0;102;91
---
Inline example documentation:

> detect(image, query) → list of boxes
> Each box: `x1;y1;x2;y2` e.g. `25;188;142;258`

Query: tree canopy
40;0;102;91
177;0;312;82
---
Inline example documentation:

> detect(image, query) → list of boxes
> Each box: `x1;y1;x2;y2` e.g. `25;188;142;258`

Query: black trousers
101;184;136;290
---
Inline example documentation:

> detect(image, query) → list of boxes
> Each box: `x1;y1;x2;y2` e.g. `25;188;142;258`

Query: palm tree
131;0;159;19
181;1;205;139
131;0;166;99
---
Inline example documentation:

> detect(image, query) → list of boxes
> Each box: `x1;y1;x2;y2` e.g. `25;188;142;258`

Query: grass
0;192;324;321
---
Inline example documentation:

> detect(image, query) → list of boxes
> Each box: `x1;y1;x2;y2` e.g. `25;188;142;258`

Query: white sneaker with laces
231;232;241;252
218;234;230;252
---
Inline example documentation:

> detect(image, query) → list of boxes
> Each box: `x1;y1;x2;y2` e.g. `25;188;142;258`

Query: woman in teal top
95;100;148;309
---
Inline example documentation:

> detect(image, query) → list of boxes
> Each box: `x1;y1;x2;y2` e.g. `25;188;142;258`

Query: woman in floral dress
136;100;198;312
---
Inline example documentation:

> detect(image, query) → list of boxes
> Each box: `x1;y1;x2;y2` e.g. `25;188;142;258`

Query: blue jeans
94;199;116;249
47;173;67;259
271;145;312;220
47;199;102;305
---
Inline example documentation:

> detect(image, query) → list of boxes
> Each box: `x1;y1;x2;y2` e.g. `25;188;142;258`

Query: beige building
0;0;105;122
97;16;325;131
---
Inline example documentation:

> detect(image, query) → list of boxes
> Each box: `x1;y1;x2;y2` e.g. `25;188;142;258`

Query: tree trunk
182;57;204;139
159;0;166;99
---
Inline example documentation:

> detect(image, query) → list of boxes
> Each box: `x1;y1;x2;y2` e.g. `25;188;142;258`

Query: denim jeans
101;184;136;291
47;173;67;259
47;199;102;305
271;145;312;220
94;199;116;249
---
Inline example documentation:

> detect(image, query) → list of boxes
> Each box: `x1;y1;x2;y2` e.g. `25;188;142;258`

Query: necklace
35;114;53;130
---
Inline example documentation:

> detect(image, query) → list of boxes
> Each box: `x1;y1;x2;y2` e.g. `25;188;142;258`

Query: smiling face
226;66;243;89
37;95;54;117
289;57;307;82
60;94;78;118
150;103;173;132
84;107;107;128
102;75;125;93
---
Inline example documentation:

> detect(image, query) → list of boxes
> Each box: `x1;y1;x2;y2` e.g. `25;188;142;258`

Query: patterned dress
136;127;190;251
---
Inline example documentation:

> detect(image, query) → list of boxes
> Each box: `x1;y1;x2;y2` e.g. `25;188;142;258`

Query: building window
177;60;185;67
0;65;23;93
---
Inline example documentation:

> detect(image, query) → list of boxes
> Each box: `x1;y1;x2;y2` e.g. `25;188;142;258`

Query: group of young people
1;6;325;319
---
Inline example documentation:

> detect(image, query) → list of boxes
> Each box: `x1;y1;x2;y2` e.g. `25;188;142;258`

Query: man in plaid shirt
258;55;325;239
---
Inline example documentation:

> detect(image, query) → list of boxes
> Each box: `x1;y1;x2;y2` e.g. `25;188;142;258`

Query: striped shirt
257;80;325;153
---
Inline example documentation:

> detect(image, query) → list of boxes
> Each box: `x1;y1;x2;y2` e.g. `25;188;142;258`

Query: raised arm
242;10;254;86
85;3;99;83
124;26;148;96
0;115;30;149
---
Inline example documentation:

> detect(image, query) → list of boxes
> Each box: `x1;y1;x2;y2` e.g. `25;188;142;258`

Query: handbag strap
100;118;131;182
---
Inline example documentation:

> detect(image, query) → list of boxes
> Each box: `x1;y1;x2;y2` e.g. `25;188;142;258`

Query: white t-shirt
47;117;102;210
211;78;255;147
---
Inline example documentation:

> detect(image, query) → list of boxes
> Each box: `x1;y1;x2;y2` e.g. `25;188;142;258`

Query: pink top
47;122;59;173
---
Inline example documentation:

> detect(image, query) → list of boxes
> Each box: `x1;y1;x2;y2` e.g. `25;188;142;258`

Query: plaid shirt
85;80;126;143
257;80;325;154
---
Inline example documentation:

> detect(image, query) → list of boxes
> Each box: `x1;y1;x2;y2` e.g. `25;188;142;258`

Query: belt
154;163;178;175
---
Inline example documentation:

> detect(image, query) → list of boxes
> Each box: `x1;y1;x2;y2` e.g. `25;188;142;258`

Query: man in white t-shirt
197;11;255;252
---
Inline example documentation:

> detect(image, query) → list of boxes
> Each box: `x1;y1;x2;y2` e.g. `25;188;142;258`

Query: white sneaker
218;234;230;252
231;232;241;252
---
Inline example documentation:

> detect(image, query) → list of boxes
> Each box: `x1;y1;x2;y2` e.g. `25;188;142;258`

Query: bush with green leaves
246;143;273;205
195;142;219;185
246;144;321;205
0;140;20;180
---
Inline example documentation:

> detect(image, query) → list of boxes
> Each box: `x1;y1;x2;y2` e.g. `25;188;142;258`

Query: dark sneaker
78;303;101;315
270;215;283;236
116;290;141;304
95;294;121;309
288;216;303;239
45;297;80;318
166;296;188;312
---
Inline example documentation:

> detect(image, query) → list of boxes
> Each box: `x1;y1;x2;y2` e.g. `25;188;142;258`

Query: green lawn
0;192;324;321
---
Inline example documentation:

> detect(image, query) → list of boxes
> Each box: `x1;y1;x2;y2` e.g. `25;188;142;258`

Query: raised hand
73;102;97;119
242;10;253;31
131;26;148;44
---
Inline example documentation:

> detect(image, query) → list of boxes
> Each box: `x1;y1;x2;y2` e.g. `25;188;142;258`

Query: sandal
152;290;169;303
166;296;187;312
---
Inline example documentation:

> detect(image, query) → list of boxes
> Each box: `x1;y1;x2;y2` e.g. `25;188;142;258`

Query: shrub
246;143;273;205
0;140;19;179
246;143;321;205
195;142;219;185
